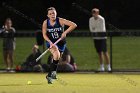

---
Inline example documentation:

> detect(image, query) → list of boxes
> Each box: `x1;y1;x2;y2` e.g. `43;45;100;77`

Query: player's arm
89;18;95;32
12;27;16;41
59;18;77;39
42;20;52;44
99;18;105;30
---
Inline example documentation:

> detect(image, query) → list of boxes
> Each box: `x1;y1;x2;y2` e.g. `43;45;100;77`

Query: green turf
0;73;139;93
111;37;140;69
0;36;140;70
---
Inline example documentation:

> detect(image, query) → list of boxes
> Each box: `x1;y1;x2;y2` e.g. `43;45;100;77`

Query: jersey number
51;32;59;39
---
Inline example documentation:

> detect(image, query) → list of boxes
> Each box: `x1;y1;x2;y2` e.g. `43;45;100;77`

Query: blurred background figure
2;18;16;72
89;8;111;71
20;44;43;72
47;47;77;72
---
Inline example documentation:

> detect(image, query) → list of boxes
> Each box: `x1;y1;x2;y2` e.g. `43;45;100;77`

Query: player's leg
102;39;111;71
104;52;111;71
46;42;66;84
46;46;60;84
3;50;9;70
49;47;60;76
50;44;66;79
94;39;105;71
46;42;60;76
97;52;104;71
8;50;14;71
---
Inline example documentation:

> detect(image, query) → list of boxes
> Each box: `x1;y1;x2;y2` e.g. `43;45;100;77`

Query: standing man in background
89;8;111;71
2;18;16;72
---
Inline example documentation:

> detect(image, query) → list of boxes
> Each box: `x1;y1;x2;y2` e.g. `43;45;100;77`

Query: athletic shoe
51;71;57;79
46;75;53;84
9;69;15;73
98;67;105;72
6;67;11;72
107;67;111;72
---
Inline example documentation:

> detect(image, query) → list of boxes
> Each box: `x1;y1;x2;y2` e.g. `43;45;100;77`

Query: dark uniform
2;27;16;51
46;17;66;52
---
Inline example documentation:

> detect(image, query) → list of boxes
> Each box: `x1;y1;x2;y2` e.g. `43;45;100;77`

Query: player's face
47;10;57;21
92;12;99;19
5;20;12;28
32;47;38;54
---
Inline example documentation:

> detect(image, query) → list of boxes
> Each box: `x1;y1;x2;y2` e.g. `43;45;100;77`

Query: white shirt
89;15;107;39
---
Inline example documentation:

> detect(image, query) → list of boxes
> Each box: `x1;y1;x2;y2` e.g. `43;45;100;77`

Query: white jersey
89;15;107;39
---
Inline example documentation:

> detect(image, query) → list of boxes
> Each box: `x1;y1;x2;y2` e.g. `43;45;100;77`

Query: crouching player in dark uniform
42;7;77;84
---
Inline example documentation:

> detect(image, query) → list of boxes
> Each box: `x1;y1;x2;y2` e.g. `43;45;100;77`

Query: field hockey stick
36;38;62;62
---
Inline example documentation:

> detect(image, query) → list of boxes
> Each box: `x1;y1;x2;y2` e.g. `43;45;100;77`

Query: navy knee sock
48;60;59;77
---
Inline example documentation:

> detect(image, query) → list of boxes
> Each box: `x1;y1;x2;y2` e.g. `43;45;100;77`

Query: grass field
0;36;140;70
0;73;139;93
